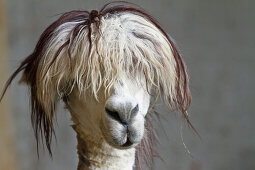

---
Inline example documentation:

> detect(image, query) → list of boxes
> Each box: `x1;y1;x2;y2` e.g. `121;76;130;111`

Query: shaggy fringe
0;1;192;169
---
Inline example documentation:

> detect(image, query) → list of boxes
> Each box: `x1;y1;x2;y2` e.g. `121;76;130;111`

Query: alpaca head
65;73;151;149
0;2;192;165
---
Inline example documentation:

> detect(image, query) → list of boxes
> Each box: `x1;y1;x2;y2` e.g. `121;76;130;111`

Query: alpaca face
67;74;150;149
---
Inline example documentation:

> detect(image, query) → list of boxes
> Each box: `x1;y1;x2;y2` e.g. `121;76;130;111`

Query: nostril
105;103;138;125
105;108;123;123
131;104;139;118
122;122;128;127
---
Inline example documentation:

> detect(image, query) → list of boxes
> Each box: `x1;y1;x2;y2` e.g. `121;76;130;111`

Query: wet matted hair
0;1;195;169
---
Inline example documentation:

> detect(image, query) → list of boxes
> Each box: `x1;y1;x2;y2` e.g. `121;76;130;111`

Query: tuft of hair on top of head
0;1;195;168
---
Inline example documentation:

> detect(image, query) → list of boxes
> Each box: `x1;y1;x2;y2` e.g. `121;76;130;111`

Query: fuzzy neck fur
65;92;136;170
72;124;135;170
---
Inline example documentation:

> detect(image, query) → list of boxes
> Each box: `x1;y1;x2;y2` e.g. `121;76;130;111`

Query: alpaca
0;2;193;170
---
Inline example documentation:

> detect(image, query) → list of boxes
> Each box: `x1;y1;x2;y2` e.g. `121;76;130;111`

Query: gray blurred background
0;0;254;170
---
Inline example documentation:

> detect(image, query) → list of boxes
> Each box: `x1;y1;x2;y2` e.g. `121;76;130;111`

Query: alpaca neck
73;125;136;170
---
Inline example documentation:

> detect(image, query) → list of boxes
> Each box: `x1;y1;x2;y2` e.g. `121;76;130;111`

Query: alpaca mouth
100;120;138;149
108;128;136;149
110;134;136;149
121;137;133;147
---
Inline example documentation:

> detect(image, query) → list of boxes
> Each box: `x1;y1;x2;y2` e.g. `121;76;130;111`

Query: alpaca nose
105;104;139;125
